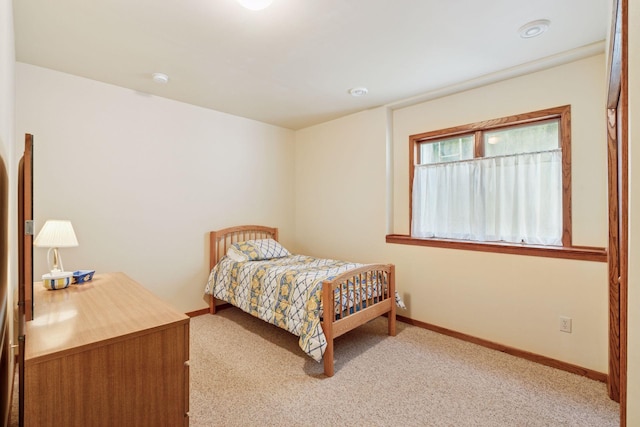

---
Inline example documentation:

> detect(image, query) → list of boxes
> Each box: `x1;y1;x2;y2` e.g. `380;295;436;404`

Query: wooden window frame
386;105;607;262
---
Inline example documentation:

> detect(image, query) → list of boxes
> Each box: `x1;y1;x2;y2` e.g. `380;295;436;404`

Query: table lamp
34;219;79;289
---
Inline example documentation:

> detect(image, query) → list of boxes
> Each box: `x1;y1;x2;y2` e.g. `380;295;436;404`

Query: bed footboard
321;264;396;377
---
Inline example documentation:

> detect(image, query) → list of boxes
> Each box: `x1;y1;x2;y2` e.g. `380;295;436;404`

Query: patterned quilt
205;255;382;362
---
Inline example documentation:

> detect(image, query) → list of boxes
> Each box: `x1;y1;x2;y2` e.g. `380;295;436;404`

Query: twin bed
204;225;399;377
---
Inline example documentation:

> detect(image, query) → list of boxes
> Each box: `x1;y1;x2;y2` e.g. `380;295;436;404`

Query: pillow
226;239;291;262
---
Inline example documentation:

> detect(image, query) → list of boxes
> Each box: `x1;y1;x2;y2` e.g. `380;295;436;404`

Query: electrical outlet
559;316;572;333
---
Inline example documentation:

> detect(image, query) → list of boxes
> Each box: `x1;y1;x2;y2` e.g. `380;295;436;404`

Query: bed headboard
209;225;279;270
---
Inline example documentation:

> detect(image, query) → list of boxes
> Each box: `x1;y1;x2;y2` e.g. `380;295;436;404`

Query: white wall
0;0;15;259
0;0;15;421
295;54;610;373
0;0;15;290
627;0;639;423
15;63;296;313
294;106;389;261
0;2;14;159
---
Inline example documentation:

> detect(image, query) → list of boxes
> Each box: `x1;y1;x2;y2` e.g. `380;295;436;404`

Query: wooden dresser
24;272;190;427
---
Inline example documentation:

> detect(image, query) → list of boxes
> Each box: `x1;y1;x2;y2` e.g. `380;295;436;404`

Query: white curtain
411;149;562;246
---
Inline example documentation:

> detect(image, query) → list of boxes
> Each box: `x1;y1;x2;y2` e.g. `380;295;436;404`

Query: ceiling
13;0;611;130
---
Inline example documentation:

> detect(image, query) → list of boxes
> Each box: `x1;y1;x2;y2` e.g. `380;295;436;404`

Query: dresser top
25;272;189;364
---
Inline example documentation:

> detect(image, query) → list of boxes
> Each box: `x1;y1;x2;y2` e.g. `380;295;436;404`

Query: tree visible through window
410;106;571;246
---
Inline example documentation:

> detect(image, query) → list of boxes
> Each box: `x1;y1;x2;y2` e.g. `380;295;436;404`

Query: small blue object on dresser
73;270;95;284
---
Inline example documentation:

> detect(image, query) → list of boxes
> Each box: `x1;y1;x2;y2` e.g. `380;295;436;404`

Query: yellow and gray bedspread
205;255;372;362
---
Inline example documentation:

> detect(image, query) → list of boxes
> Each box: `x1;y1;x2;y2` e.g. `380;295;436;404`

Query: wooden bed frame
208;225;396;376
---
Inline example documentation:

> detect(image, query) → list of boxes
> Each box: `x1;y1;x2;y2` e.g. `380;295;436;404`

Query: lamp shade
34;220;79;248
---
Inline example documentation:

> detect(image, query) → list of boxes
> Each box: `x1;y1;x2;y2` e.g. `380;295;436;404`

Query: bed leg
210;295;217;315
388;265;396;336
324;340;334;377
388;310;396;337
322;280;335;377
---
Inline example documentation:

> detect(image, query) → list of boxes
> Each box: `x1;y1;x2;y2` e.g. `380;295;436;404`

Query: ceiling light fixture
152;72;169;84
518;19;551;39
237;0;273;10
349;87;368;97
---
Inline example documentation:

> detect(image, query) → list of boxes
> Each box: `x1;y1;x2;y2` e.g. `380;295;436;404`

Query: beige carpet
189;308;619;427
10;308;619;426
9;367;17;427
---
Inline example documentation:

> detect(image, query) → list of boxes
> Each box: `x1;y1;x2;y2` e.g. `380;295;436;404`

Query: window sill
385;234;607;262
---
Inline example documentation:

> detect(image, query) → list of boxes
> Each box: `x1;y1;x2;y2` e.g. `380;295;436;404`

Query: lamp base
42;272;73;290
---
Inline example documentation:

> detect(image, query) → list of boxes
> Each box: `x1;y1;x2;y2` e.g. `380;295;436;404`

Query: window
409;105;571;247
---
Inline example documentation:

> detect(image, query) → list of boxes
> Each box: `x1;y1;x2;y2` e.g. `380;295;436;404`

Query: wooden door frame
18;134;34;427
606;0;627;424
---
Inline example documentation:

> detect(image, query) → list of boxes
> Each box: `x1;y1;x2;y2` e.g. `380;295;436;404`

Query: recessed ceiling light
237;0;273;10
152;72;169;84
518;19;551;39
349;87;368;97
